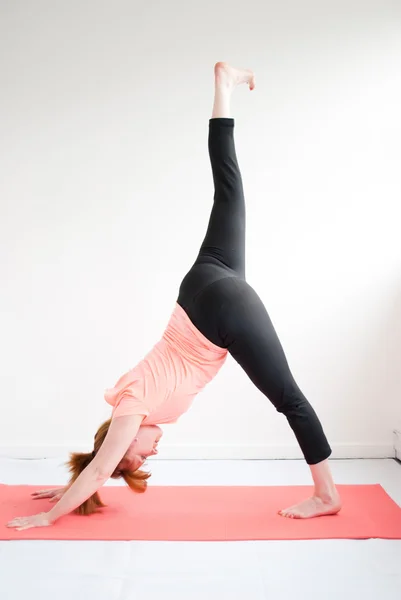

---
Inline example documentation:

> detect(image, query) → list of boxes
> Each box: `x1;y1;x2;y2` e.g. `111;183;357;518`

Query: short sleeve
111;389;150;419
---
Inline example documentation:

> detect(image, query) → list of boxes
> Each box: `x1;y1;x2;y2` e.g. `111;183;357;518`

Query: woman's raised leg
195;63;255;278
178;62;255;309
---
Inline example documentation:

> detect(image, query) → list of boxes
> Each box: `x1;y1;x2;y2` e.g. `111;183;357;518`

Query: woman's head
67;420;162;516
120;424;163;470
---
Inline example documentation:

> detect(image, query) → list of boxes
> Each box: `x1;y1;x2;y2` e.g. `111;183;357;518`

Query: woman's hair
66;418;151;516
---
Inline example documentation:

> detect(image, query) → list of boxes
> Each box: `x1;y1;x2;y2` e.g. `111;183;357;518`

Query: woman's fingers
7;517;27;527
32;490;63;502
32;489;52;497
32;488;62;499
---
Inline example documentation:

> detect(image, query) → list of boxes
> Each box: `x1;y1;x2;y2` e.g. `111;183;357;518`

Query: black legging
177;118;331;465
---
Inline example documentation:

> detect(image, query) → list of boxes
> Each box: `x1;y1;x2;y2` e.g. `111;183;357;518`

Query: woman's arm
48;413;144;522
7;414;144;530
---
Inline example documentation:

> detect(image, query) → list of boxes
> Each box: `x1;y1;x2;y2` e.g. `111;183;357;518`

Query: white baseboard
394;430;401;460
155;442;395;460
0;442;395;461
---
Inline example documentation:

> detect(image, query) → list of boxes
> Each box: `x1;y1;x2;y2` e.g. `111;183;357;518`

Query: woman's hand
7;512;53;531
6;414;145;530
31;487;66;503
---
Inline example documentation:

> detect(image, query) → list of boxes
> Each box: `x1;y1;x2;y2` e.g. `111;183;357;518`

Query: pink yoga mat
1;484;401;541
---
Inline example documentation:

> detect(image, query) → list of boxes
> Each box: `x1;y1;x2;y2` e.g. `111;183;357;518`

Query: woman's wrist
46;508;58;524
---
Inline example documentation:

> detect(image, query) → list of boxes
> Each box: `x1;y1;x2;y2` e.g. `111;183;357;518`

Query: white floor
1;458;401;600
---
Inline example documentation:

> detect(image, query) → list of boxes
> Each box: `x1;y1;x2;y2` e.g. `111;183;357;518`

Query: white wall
1;0;400;459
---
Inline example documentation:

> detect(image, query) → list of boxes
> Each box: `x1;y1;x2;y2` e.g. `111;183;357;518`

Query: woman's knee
273;383;308;416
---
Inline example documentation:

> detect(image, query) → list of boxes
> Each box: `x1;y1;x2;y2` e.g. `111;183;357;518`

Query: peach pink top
104;303;228;424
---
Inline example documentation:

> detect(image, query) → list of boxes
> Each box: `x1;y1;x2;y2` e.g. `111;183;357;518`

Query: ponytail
121;468;151;493
66;451;106;515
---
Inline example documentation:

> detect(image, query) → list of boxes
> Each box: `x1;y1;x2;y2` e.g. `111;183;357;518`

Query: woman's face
120;425;163;471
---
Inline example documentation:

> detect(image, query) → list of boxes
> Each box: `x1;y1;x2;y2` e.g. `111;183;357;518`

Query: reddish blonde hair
66;418;151;515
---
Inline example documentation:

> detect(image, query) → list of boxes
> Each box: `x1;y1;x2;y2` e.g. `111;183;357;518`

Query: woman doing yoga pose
8;62;341;532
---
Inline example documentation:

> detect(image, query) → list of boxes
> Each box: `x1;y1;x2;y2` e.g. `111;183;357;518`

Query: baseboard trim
0;442;395;461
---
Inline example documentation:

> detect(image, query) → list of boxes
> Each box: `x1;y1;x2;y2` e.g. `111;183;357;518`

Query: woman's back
104;303;228;424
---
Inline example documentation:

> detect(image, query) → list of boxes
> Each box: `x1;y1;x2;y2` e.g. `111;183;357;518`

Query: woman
7;62;341;532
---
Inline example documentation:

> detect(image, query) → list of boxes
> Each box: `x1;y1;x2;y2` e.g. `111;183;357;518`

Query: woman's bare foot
278;459;342;518
278;492;342;519
211;61;255;118
214;61;255;91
